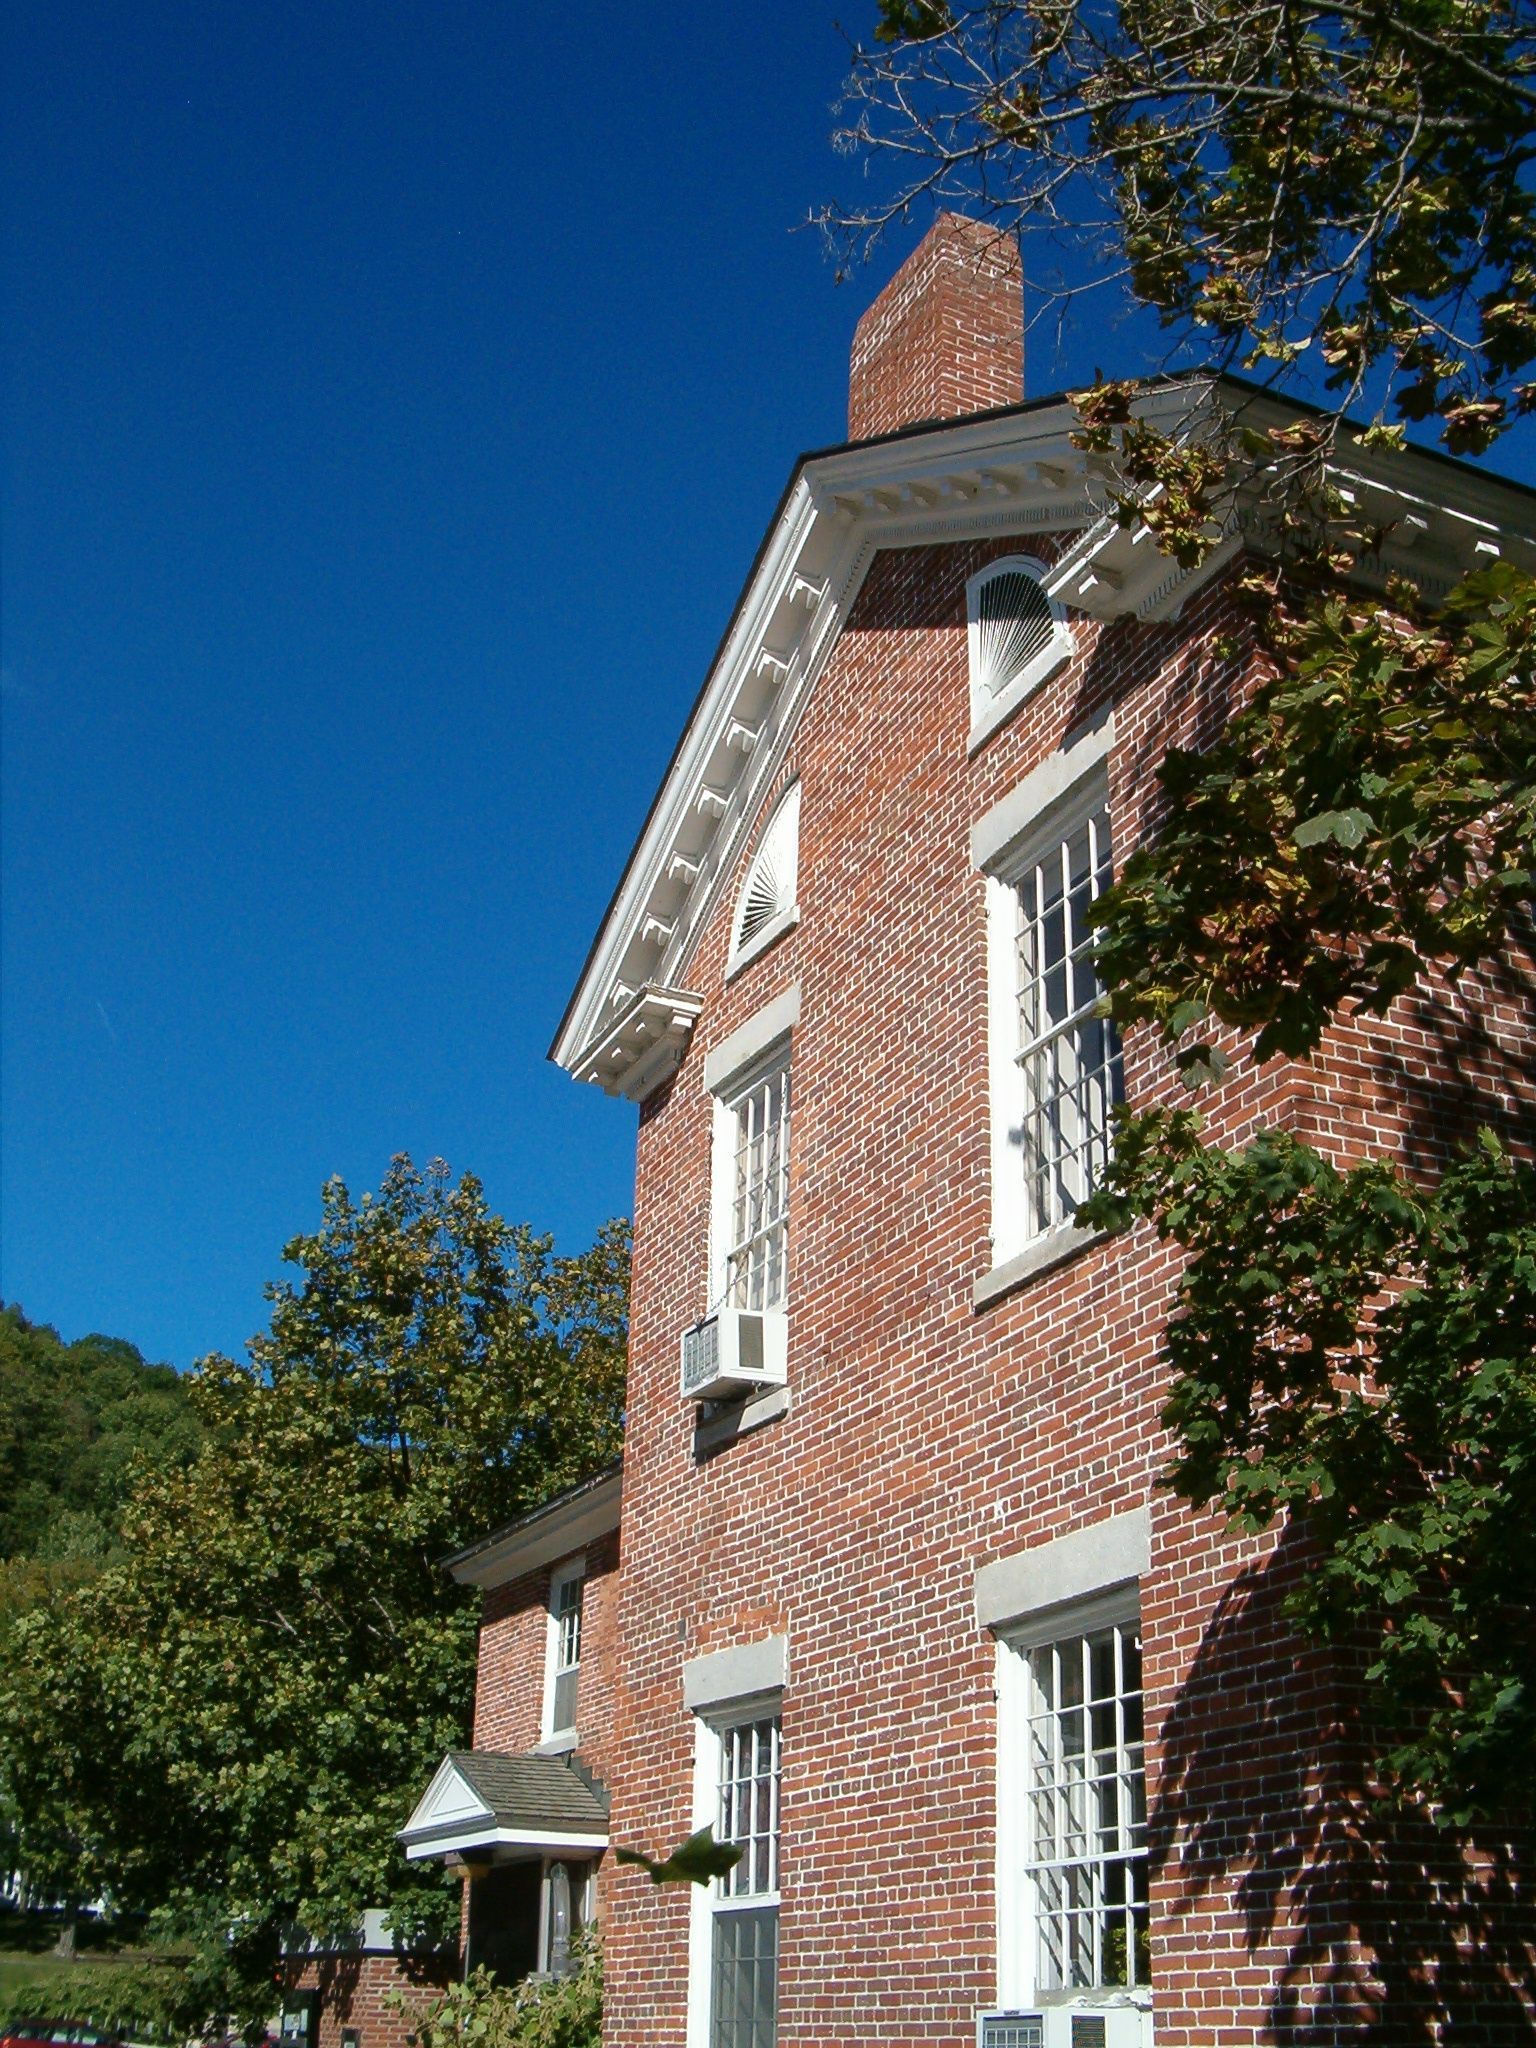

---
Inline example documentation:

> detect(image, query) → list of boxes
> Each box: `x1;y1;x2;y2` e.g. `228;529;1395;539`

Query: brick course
285;1950;454;2048
595;515;1533;2044
848;214;1024;440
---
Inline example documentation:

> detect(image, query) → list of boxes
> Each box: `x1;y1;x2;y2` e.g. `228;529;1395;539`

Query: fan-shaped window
967;556;1074;748
729;781;800;973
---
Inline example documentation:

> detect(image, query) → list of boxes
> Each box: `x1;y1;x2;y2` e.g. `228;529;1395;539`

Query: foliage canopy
0;1308;200;1593
0;1159;627;2023
840;0;1536;455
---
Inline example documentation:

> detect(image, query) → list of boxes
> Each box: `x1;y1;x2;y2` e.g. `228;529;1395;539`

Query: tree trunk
53;1903;78;1959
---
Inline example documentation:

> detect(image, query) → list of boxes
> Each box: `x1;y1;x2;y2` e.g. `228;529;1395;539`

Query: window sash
1018;1620;1149;1995
554;1574;582;1671
551;1665;579;1735
548;1570;582;1733
709;1906;777;2048
708;1715;781;2048
715;1717;781;1900
1012;799;1124;1238
726;1066;790;1312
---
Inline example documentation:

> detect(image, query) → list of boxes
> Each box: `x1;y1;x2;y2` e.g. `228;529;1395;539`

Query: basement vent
730;781;801;967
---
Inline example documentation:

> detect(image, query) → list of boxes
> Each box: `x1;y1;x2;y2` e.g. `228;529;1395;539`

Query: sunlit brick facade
456;217;1536;2046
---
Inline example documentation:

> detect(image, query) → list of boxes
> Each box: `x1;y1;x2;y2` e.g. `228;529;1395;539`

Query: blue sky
6;4;1525;1370
2;0;929;1368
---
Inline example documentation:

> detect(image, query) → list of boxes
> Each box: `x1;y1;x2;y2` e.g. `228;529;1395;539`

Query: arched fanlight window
966;555;1075;745
729;780;801;972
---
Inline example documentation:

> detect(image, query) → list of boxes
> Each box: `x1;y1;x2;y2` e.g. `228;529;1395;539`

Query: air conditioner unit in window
679;1308;787;1402
976;2008;1151;2048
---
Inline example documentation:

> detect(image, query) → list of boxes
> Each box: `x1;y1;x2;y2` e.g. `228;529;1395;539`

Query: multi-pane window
547;1562;583;1736
1015;1616;1148;1995
709;1715;781;2048
1013;794;1124;1239
725;1062;791;1312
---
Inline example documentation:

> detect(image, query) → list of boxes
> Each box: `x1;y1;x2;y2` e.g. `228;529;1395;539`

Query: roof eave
551;372;1536;1089
443;1466;622;1589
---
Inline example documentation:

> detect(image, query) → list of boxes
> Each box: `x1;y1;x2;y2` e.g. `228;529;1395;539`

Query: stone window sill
693;1384;791;1458
973;1222;1112;1311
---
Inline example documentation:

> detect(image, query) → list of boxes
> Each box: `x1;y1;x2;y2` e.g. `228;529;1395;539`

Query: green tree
0;1158;627;2022
0;1308;201;1591
833;1;1536;454
836;5;1536;1817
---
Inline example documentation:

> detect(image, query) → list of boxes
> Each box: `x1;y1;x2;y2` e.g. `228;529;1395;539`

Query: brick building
406;215;1536;2045
283;1475;620;2048
401;1467;622;1982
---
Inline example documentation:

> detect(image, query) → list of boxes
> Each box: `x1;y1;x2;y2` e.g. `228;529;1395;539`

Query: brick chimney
848;214;1023;442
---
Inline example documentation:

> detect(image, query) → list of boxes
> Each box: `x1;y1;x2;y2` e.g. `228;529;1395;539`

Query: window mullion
1007;787;1124;1243
1012;1614;1147;1999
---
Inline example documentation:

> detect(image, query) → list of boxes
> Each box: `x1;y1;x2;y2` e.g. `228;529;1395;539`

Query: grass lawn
0;1917;185;2039
0;1952;99;2000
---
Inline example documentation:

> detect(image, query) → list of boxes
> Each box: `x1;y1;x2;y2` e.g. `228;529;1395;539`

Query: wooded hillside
0;1306;200;1611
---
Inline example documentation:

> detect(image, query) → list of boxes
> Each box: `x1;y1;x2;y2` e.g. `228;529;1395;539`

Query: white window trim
541;1553;586;1743
686;1693;783;2048
967;555;1076;754
975;717;1120;1293
994;1584;1149;2015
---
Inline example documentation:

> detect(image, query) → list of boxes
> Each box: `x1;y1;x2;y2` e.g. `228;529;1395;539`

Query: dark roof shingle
448;1749;609;1830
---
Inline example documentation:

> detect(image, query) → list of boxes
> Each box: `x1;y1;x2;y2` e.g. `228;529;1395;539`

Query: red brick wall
599;524;1532;2046
472;1528;621;1790
470;1565;546;1752
286;1950;454;2048
848;215;1024;440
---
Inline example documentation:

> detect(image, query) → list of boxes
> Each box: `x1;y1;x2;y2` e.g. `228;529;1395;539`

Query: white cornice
573;985;704;1101
551;378;1536;1095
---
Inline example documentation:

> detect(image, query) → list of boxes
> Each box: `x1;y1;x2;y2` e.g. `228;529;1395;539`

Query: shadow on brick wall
1378;949;1536;1185
1151;1522;1535;2042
